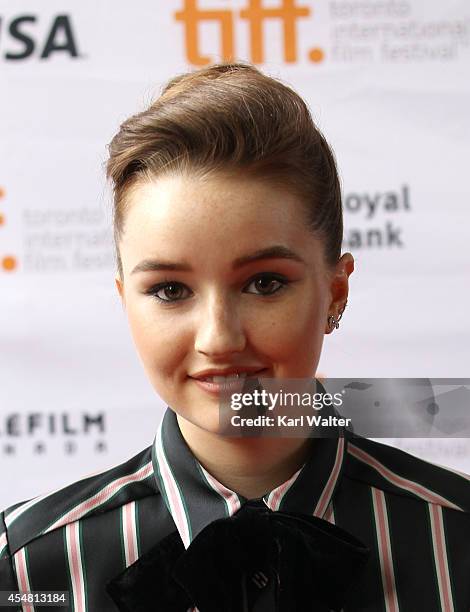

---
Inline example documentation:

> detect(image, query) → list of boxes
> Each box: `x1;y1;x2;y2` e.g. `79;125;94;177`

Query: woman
1;62;469;612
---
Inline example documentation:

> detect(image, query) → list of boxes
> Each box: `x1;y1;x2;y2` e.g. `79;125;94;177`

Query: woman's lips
190;369;268;395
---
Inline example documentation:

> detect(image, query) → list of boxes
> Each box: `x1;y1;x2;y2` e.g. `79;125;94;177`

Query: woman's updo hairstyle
106;62;343;279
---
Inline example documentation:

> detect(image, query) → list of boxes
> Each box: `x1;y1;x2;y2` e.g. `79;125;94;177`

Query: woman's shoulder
344;433;470;513
0;443;158;563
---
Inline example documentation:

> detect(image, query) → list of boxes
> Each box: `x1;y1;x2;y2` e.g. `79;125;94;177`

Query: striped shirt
1;407;470;611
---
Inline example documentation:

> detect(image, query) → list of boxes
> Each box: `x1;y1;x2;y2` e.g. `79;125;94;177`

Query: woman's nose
194;296;246;357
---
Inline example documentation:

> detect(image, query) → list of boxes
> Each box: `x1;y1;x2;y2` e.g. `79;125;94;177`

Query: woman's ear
325;253;354;333
115;274;125;308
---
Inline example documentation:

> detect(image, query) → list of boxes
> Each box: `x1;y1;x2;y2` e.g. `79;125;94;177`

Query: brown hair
106;62;343;279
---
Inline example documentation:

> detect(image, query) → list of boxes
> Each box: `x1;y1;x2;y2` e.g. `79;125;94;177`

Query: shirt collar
152;407;347;549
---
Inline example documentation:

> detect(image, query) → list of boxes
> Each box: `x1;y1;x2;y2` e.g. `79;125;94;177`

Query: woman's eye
147;275;288;303
244;274;288;296
148;282;191;303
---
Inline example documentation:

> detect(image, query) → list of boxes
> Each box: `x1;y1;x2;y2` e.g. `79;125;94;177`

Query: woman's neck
176;414;313;499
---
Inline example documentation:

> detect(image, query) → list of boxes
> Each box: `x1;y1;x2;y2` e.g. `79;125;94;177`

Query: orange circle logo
2;256;17;272
309;47;325;63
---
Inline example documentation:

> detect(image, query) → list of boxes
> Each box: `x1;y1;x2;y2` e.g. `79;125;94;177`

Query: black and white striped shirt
1;408;470;611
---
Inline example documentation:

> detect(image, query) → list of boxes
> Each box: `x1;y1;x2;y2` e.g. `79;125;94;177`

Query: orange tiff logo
175;0;324;66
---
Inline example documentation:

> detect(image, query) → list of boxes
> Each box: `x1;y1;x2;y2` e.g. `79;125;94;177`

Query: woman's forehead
120;174;324;274
123;173;309;236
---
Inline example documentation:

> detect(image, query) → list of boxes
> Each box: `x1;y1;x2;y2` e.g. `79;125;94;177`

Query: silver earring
328;300;347;331
328;315;339;330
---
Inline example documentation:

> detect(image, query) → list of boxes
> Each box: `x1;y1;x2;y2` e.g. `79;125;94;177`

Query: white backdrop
1;0;469;509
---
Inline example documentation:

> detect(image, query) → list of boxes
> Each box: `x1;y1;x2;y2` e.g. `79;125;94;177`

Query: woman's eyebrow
231;245;306;268
131;260;191;274
131;245;305;275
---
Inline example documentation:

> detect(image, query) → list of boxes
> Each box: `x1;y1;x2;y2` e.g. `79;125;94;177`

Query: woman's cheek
126;302;178;376
254;304;325;375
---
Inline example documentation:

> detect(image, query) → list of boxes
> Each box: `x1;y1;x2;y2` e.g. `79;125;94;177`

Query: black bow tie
106;500;370;612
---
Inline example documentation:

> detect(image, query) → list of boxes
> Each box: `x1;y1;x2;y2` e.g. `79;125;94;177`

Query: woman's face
115;171;353;433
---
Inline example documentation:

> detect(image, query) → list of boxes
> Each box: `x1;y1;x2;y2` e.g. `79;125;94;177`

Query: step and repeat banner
1;0;469;509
